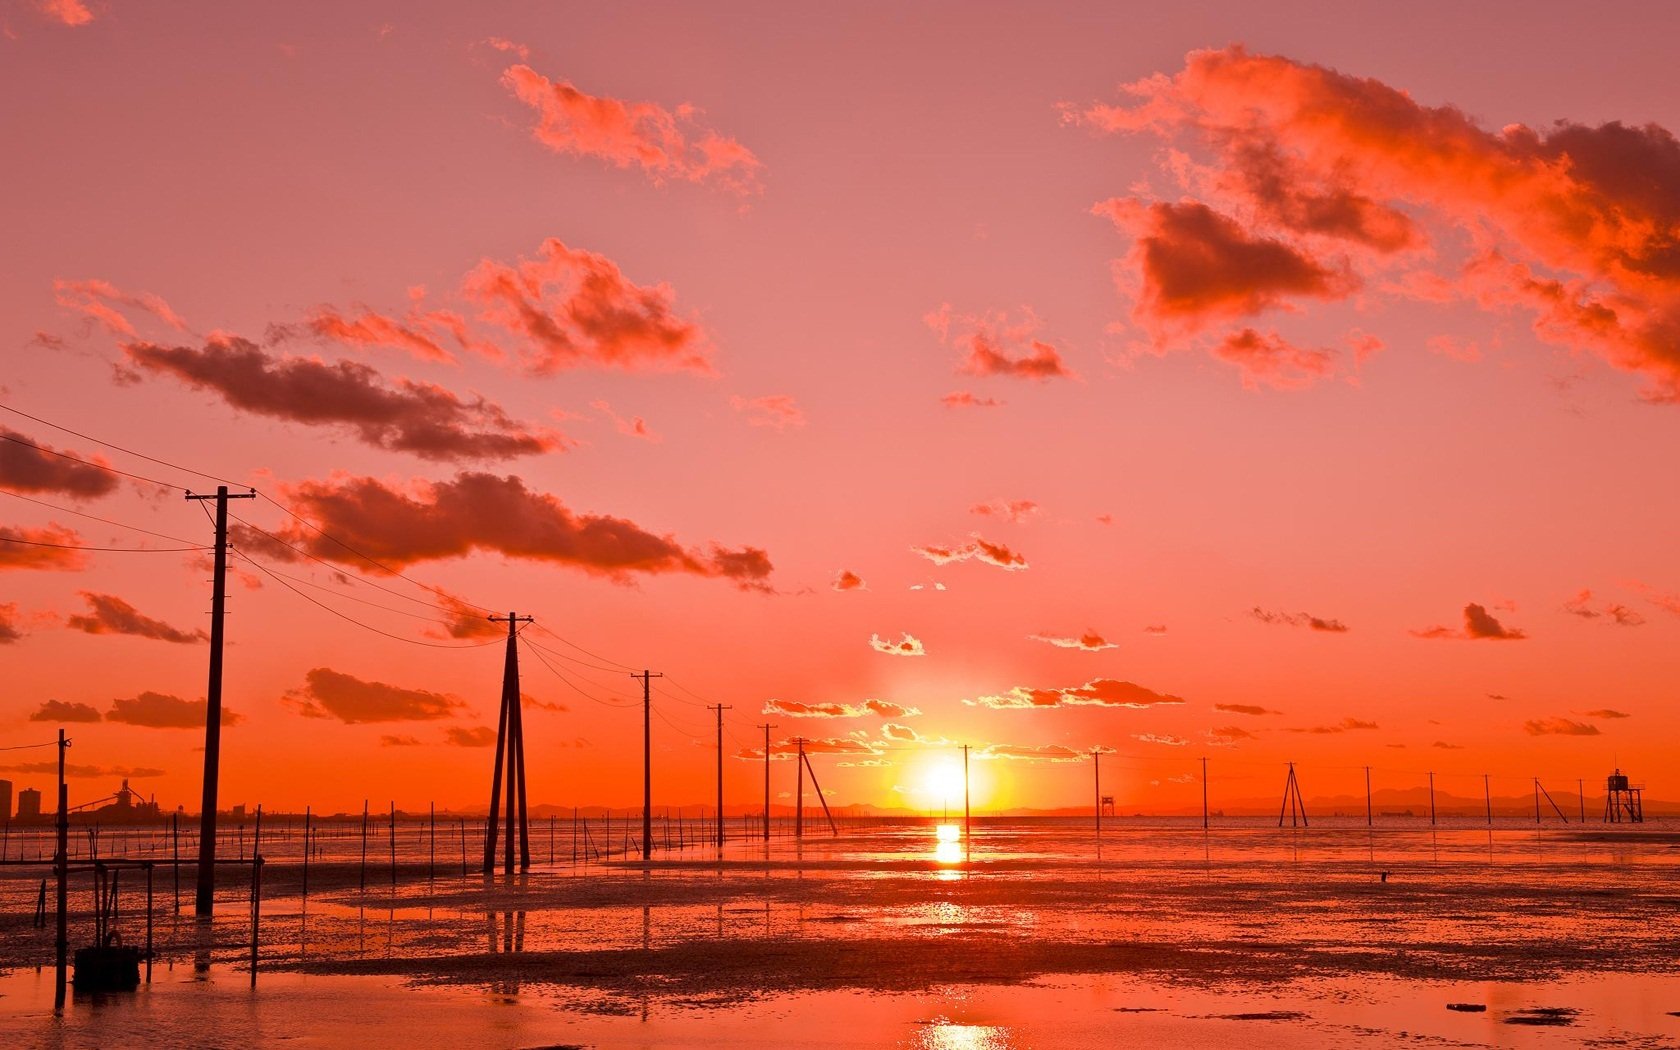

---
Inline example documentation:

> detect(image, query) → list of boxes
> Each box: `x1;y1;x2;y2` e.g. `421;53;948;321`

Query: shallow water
3;818;1678;1047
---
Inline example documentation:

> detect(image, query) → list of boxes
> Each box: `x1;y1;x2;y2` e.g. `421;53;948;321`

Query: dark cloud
106;691;241;729
1411;603;1527;641
911;535;1028;571
832;570;866;592
1525;717;1600;737
0;427;119;498
940;391;1003;409
445;726;498;747
1249;607;1349;633
1214;703;1279;716
966;678;1184;710
28;699;102;722
66;592;207;644
1562;589;1646;626
285;667;463;724
0;602;22;644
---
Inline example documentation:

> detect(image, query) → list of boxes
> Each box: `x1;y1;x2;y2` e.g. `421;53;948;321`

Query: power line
0;487;202;545
527;622;635;671
522;641;640;708
226;551;465;627
0;400;240;488
0;535;207;553
238;553;502;649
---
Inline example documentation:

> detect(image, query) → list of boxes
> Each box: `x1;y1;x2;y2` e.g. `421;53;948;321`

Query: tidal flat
3;818;1678;1047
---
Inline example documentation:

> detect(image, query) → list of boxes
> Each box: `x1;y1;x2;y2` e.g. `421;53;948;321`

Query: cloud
940;391;1003;409
591;399;660;442
832;570;866;592
423;591;504;641
1630;581;1680;616
864;699;920;719
123;337;561;462
462;239;712;375
1134;733;1189;746
1249;607;1349;633
1411;603;1527;641
1142;624;1167;635
969;498;1039;523
0;524;88;571
0;763;164;779
966;677;1184;710
379;734;423;747
299;305;461;365
254;471;772;586
1562;589;1645;626
735;736;882;761
1431;741;1464;750
926;305;1077;381
0;427;119;498
1524;717;1600;737
28;699;102;722
1214;703;1279;716
499;64;763;195
880;723;919;742
53;279;185;335
763;699;866;719
1583;708;1631;719
730;394;806;430
1286;718;1379;734
284;667;463;724
445;726;498;747
911;535;1028;571
106;691;241;729
1092;199;1352;333
1072;45;1680;399
1029;631;1116;652
974;743;1087;763
0;603;21;644
1212;329;1338;390
869;632;925;656
1207;725;1257;743
66;592;207;644
35;0;95;27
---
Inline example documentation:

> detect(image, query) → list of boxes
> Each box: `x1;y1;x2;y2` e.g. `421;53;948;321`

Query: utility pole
709;704;732;849
1365;766;1373;827
630;669;662;861
795;737;806;840
1202;756;1210;829
483;613;534;875
1091;748;1102;839
54;729;68;1011
961;744;970;848
187;484;254;917
758;724;776;841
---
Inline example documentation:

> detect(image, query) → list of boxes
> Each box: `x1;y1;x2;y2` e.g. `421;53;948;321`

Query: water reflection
933;824;962;866
913;1020;1013;1049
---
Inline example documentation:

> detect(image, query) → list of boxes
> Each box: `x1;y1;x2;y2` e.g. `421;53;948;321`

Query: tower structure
1604;769;1644;823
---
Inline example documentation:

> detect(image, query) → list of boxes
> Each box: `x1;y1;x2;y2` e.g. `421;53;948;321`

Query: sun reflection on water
913;1020;1012;1049
933;824;963;865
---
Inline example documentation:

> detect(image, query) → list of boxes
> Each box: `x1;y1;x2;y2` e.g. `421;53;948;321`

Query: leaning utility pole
709;704;732;848
54;729;68;1011
483;613;533;875
630;669;662;861
187;484;254;917
758;723;776;841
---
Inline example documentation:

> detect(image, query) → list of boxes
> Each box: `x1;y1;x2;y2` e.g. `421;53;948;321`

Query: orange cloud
285;667;464;724
262;471;773;586
869;632;925;656
107;691;241;729
1562;589;1645;626
301;305;462;364
1076;45;1680;398
911;535;1028;571
1411;603;1527;641
832;570;866;592
0;427;119;498
462;239;712;375
973;743;1087;763
445;726;497;747
1212;329;1338;390
29;699;101;722
927;305;1076;381
1029;631;1116;651
1214;703;1280;716
124;337;562;461
940;391;1002;409
499;64;762;195
1583;709;1631;719
1286;718;1379;734
1093;199;1352;332
1249;607;1348;633
762;697;922;719
0;524;88;571
423;592;503;641
0;602;20;644
1524;717;1600;737
592;400;660;442
66;592;207;644
53;278;185;335
966;677;1184;710
36;0;94;26
730;394;806;430
969;498;1039;523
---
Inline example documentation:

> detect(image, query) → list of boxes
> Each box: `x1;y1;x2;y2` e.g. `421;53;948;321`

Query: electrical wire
0;487;202;545
239;553;502;649
0;400;240;488
0;535;207;553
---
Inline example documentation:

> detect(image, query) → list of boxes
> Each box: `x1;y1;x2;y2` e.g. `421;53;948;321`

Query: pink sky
2;1;1678;814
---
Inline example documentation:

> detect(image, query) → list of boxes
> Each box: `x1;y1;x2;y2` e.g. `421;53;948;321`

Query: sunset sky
3;1;1678;815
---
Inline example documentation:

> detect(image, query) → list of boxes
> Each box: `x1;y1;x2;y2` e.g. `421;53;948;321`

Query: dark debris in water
1446;1003;1487;1012
1503;1006;1579;1026
1209;1011;1310;1021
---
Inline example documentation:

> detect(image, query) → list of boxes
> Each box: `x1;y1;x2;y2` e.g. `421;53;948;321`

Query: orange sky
3;2;1678;815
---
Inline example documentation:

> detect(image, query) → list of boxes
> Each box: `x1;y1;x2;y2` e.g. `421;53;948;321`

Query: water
3;817;1677;1047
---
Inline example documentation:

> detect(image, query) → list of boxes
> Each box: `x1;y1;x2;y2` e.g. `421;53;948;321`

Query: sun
921;761;966;805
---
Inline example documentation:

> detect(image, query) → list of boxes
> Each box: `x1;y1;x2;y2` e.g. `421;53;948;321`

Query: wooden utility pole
1428;771;1437;825
1091;748;1102;839
1364;766;1373;827
54;728;68;1010
709;704;731;848
484;613;534;874
795;737;806;840
758;723;776;841
1202;756;1210;829
187;484;254;917
631;670;662;861
961;744;970;848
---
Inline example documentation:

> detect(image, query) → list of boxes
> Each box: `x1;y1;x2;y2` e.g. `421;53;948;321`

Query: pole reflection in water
934;823;962;866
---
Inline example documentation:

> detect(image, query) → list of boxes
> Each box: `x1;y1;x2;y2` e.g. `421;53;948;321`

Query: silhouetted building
17;788;42;820
85;779;162;824
0;779;11;822
1605;768;1644;823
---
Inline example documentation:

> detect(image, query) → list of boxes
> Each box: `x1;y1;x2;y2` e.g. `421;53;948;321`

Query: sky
3;1;1679;816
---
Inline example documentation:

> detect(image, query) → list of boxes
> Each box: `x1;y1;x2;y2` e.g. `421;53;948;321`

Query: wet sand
3;818;1679;1046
